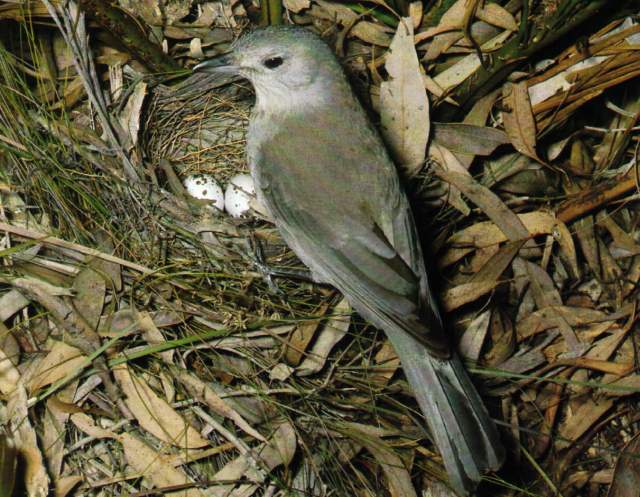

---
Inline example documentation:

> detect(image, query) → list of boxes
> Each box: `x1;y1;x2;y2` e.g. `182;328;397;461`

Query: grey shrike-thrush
195;26;504;495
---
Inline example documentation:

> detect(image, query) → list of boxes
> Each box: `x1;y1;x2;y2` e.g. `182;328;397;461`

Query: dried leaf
6;385;50;497
70;413;113;439
0;342;20;396
43;383;76;480
118;80;147;148
459;309;491;362
54;475;82;497
120;433;206;497
517;306;608;341
0;433;16;497
72;263;106;330
138;311;174;363
312;0;357;25
557;397;613;449
297;297;351;376
28;341;87;393
0;289;30;321
442;211;578;276
372;341;400;385
351;21;392;47
428;143;471;215
207;422;297;497
284;302;330;365
409;1;422;29
432;30;511;90
477;3;517;31
442;241;524;311
283;0;310;13
415;0;465;42
502;82;543;163
113;364;210;448
608;431;640;497
175;367;266;442
434;168;530;241
343;423;418;497
432;122;509;156
380;18;430;175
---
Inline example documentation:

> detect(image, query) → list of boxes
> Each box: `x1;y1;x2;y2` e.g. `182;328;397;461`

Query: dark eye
263;56;284;69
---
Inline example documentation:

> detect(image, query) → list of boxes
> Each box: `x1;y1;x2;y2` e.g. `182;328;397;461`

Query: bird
195;25;504;495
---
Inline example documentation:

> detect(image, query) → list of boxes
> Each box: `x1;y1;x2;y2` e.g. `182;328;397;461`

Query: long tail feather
385;329;504;496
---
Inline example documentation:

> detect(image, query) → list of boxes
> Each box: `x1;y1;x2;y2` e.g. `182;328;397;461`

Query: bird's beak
193;53;239;75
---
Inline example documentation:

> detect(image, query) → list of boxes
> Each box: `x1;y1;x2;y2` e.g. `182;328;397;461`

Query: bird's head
195;26;345;111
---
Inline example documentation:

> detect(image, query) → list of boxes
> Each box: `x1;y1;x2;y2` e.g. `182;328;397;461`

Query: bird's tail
385;330;504;496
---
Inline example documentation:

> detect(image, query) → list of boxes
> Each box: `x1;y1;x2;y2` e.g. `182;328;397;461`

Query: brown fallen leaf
0;289;30;322
502;82;543;163
476;2;517;31
297;297;351;376
607;431;640;497
72;262;106;330
428;143;471;215
434;168;530;241
54;475;82;497
113;364;210;449
459;309;491;362
432;122;509;157
516;305;608;341
416;0;466;47
284;301;331;365
118;79;147;150
557;396;613;449
0;342;20;396
342;422;418;497
442;240;524;311
206;422;297;497
0;431;16;497
442;211;578;276
557;357;633;376
6;385;50;497
283;0;310;13
175;367;266;442
27;341;87;393
380;17;430;176
119;433;206;497
372;340;401;385
351;20;393;47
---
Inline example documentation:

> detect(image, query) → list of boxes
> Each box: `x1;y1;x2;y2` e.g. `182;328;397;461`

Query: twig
41;0;140;183
556;175;638;223
76;0;181;75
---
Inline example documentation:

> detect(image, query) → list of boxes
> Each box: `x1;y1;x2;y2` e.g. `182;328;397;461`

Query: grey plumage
195;25;504;495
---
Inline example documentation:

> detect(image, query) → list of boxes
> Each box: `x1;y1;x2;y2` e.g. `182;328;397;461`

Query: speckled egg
183;174;224;211
224;174;256;218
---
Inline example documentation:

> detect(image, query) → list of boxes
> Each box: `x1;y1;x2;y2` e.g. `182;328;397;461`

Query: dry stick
441;0;610;119
0;221;153;275
41;0;140;183
556;175;638;224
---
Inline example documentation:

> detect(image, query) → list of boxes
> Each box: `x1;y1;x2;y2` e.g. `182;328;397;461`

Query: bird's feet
246;236;314;295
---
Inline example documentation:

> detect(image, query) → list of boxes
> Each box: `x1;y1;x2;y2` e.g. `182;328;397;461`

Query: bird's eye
263;56;284;69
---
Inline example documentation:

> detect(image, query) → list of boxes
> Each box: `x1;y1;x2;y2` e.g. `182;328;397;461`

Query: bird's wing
252;115;449;356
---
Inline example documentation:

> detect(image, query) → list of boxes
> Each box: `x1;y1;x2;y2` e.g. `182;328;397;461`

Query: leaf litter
0;1;639;497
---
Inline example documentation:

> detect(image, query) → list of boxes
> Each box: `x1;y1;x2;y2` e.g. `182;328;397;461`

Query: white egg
183;174;224;211
225;173;256;218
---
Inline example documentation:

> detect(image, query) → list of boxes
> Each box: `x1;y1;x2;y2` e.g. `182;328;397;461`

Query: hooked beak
193;53;239;74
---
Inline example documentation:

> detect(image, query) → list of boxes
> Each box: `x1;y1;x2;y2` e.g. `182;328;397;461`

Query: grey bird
195;26;504;495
